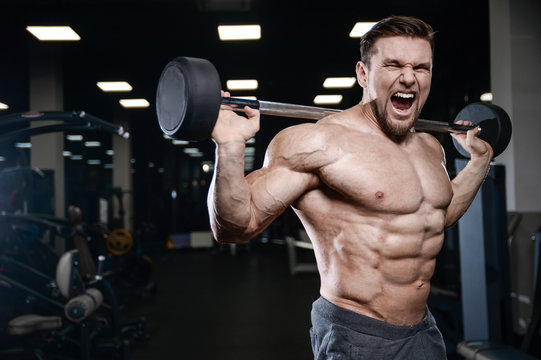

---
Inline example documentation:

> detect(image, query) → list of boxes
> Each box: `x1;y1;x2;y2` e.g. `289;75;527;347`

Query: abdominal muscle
294;199;446;326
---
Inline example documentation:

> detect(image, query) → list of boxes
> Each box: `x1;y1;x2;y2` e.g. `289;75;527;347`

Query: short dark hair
360;16;436;66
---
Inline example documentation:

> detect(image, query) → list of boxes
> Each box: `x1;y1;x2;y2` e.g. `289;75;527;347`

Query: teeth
394;92;414;99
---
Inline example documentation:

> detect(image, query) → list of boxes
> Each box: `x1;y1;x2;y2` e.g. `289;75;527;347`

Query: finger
466;127;487;154
455;120;474;126
220;104;235;111
244;106;260;118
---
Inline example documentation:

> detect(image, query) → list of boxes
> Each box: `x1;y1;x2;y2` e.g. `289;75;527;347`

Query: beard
371;100;420;142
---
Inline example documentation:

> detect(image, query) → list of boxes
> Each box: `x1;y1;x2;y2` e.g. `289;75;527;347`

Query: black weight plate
156;57;222;141
452;102;512;158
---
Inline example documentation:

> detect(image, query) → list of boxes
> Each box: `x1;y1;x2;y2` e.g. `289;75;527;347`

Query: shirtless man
208;16;492;359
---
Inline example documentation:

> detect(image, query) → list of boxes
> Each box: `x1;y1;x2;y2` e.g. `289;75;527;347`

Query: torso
289;105;453;326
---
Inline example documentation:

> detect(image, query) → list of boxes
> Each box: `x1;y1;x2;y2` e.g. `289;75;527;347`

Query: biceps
246;166;316;226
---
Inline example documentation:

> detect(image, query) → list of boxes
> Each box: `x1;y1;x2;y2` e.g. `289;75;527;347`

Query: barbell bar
156;56;512;157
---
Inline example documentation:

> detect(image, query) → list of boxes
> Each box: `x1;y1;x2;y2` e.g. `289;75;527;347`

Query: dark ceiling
0;0;490;223
0;0;490;137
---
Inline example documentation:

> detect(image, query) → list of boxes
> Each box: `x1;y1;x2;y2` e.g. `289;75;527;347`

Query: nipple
375;191;384;200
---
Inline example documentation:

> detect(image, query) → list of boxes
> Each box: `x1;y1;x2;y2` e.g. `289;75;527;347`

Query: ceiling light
226;80;258;91
15;142;32;149
70;155;83;160
84;141;101;147
189;152;204;158
349;22;377;38
66;134;83;141
119;99;150;108
480;92;493;102
0;102;8;110
104;164;113;169
313;95;343;105
87;159;101;165
218;25;261;41
184;147;200;154
97;81;133;92
173;140;189;145
106;150;114;156
62;151;72;157
0;156;6;162
323;77;357;88
26;26;80;41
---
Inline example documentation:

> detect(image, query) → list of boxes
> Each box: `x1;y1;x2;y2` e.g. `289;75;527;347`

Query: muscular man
208;16;492;359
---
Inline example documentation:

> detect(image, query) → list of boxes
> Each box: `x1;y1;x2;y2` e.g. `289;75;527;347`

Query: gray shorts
310;297;447;360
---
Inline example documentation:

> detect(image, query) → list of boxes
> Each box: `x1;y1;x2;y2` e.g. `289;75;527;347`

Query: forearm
208;141;254;243
445;155;491;228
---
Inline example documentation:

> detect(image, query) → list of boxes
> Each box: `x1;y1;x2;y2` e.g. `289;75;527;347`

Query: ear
356;61;368;88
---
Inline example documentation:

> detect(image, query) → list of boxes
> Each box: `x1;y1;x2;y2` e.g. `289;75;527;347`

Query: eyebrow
382;58;432;68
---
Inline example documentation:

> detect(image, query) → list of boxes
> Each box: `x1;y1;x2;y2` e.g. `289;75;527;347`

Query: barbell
155;56;512;158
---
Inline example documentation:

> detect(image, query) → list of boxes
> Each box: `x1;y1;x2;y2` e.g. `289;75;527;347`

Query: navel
375;191;385;200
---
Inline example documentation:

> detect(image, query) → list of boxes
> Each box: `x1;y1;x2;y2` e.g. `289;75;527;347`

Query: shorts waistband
311;296;434;340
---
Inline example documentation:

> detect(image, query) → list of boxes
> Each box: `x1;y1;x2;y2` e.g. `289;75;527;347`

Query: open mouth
390;92;415;112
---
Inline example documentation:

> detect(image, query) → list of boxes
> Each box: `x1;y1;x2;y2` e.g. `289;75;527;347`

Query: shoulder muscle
264;123;339;172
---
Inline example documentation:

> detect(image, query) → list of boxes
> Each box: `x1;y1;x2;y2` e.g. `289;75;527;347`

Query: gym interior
0;0;540;359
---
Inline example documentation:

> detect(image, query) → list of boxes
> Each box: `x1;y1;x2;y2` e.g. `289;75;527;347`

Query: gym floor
124;241;320;360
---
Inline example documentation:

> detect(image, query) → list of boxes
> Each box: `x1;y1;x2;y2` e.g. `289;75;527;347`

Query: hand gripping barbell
155;56;512;158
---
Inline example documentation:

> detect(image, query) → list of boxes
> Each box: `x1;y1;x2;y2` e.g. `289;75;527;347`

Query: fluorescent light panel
0;102;9;110
97;81;133;92
84;141;101;147
26;26;80;41
480;92;493;102
67;134;83;141
313;95;343;105
226;80;258;91
15;142;32;148
323;77;356;88
349;22;377;38
87;160;101;165
218;25;261;41
119;99;150;108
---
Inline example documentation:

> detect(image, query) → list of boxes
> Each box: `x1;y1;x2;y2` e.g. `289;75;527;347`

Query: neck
357;100;412;144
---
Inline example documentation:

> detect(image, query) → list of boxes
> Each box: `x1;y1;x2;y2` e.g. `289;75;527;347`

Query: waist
311;296;435;340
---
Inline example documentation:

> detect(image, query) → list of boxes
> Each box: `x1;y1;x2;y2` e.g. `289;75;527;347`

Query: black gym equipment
0;111;129;144
155;56;512;157
0;208;149;359
0;250;110;360
454;162;541;360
